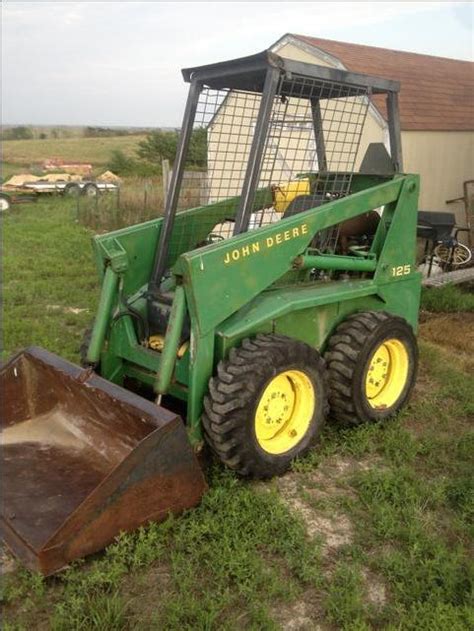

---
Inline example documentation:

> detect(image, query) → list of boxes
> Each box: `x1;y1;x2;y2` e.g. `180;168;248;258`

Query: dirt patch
361;568;387;608
46;305;89;315
420;313;474;372
274;458;367;553
275;597;329;631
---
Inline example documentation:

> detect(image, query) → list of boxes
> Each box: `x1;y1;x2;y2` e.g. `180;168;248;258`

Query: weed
1;569;45;604
325;562;367;629
51;591;128;630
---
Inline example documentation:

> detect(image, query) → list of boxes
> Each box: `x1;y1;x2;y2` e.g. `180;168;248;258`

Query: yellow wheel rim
255;370;315;455
365;338;409;409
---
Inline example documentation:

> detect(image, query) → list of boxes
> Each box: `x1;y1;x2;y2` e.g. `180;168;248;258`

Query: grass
421;284;474;313
2;199;98;361
2;199;473;629
2;135;146;167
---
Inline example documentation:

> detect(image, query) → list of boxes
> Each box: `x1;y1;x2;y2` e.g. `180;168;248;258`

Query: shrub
107;149;159;178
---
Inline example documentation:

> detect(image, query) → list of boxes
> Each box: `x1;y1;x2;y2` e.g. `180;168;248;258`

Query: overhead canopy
182;50;400;96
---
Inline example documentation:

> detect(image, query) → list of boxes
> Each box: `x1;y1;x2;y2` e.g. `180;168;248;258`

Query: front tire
64;183;81;197
202;334;328;478
0;194;11;212
325;311;418;425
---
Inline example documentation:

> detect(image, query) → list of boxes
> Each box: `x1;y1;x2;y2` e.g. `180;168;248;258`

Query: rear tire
325;311;418;425
202;334;328;478
83;183;99;197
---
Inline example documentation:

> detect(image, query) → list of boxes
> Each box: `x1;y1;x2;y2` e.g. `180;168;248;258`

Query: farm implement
1;50;421;574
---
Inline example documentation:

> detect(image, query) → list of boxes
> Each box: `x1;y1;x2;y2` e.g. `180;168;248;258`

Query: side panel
275;303;339;349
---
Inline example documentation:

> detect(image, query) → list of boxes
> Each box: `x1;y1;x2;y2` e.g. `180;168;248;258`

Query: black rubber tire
325;311;418;425
202;334;328;478
64;183;81;197
82;183;100;197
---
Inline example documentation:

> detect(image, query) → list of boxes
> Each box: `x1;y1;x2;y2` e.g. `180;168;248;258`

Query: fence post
162;159;170;205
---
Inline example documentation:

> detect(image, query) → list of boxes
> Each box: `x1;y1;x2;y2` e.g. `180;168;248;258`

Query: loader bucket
0;347;206;575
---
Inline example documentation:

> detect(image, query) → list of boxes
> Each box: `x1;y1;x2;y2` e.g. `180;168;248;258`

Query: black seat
283;194;326;218
417;211;455;242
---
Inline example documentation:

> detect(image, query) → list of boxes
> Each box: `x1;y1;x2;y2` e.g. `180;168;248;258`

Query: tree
137;130;179;164
137;128;207;168
187;127;207;168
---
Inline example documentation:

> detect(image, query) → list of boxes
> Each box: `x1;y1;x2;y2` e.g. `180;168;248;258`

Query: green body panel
88;174;421;442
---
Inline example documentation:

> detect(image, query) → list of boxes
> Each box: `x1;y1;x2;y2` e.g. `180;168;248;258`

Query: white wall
402;130;474;228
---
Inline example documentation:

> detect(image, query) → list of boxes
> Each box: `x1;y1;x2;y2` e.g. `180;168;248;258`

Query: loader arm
177;175;418;336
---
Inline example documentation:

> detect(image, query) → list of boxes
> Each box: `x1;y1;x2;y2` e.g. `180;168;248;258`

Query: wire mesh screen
170;72;370;256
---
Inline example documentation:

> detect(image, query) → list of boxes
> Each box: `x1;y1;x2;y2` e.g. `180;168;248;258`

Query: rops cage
150;50;402;294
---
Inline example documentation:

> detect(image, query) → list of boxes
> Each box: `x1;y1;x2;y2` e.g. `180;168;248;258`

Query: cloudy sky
2;1;473;126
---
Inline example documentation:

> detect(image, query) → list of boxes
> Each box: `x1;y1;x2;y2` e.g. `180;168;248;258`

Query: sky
1;1;473;127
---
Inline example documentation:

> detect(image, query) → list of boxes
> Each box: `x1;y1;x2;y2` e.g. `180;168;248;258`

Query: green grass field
2;135;146;168
2;199;473;630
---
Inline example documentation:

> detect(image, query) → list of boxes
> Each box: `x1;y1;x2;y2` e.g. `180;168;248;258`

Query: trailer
21;180;118;197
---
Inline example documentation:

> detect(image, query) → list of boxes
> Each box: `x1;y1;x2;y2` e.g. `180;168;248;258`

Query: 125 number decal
391;264;411;277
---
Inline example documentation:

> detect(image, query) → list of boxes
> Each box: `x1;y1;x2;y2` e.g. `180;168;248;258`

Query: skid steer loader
1;50;421;574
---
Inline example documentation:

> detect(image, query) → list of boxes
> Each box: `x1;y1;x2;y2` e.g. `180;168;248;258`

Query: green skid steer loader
1;50;421;574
